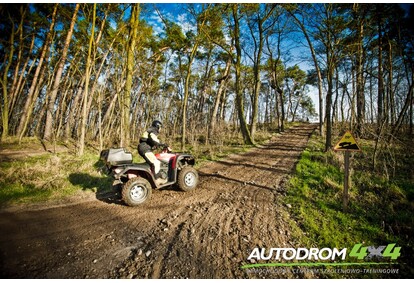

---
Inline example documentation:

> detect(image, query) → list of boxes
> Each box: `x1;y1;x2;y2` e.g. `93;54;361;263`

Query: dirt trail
0;123;317;279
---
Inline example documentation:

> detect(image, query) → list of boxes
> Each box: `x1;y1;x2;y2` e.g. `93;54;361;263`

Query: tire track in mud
115;123;317;279
0;123;317;279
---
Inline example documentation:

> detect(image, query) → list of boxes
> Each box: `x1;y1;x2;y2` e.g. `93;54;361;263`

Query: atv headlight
114;168;122;174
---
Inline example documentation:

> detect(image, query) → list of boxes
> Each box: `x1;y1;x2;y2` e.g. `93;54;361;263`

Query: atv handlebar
161;146;172;153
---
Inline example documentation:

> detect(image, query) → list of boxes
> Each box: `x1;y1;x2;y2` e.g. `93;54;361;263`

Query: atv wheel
122;177;152;206
177;167;198;192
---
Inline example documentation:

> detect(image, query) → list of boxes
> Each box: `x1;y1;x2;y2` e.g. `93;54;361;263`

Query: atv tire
177;167;198;192
122;177;152;206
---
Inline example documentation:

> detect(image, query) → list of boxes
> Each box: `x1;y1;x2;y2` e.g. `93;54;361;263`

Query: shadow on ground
68;172;124;206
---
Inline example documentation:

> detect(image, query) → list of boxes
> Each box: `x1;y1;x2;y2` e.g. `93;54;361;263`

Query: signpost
333;131;361;211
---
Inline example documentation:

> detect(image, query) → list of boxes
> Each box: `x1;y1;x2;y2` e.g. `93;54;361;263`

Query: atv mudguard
175;154;196;168
113;163;156;187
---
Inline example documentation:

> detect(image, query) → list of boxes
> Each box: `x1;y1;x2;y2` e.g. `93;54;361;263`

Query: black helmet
152;120;162;130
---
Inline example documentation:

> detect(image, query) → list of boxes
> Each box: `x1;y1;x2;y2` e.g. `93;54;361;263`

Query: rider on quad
138;120;169;184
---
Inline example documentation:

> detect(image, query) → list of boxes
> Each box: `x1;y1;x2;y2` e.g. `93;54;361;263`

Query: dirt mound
0;124;317;279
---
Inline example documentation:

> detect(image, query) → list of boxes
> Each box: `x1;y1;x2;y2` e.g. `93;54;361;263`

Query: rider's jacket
138;126;162;154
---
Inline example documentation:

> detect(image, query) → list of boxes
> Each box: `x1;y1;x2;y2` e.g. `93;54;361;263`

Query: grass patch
0;150;113;207
286;133;414;278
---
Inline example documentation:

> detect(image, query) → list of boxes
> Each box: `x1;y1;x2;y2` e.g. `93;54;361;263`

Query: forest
1;4;414;278
0;3;413;155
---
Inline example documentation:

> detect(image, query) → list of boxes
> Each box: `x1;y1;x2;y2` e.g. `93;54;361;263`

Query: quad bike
100;147;198;206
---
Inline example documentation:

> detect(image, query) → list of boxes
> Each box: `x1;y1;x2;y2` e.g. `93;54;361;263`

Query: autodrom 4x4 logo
241;243;401;269
349;243;401;260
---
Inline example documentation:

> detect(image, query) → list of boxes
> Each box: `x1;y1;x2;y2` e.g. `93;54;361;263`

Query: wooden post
334;131;360;211
343;151;350;211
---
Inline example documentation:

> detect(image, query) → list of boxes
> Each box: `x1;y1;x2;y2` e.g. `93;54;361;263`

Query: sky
18;1;413;119
137;3;323;119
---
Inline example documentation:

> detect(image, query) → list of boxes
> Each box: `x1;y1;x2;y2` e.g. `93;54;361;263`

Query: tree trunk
1;12;15;140
64;76;85;141
79;3;96;155
325;51;334;151
121;3;140;148
377;15;384;131
17;4;58;140
43;3;80;141
392;76;413;136
84;6;110;131
180;6;211;150
333;69;339;124
325;75;333;151
9;6;29;122
355;8;365;137
388;41;395;126
209;57;231;142
232;5;253;145
181;49;197;151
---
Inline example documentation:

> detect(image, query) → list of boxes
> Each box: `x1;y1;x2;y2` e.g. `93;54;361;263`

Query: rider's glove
158;143;168;149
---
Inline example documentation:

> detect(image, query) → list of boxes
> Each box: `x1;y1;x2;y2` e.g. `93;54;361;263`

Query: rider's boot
155;178;168;186
154;172;168;186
